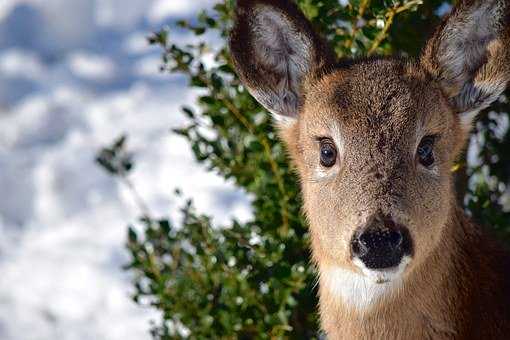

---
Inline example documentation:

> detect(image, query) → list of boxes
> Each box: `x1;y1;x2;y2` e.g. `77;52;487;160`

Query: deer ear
421;0;510;131
229;0;335;126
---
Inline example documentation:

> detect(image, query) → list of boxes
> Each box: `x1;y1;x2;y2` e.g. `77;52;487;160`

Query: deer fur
229;0;510;338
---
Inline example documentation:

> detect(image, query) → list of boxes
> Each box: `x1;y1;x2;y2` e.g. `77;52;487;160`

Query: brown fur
229;0;510;338
320;206;510;339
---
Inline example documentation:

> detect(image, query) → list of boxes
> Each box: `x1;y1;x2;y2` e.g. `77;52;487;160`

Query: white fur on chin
320;256;411;312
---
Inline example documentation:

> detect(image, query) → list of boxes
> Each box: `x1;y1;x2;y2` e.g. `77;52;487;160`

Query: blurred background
0;1;251;339
1;1;509;339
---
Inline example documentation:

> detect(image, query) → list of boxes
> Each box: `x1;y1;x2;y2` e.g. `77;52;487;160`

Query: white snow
0;1;251;340
67;52;117;81
147;0;216;24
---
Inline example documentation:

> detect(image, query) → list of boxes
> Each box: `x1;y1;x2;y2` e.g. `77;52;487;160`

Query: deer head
229;0;510;309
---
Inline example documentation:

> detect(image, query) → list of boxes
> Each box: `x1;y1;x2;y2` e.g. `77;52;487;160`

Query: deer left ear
421;0;510;132
229;0;335;126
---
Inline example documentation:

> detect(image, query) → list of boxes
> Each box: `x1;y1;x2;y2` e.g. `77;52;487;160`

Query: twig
345;0;371;50
119;169;154;220
367;0;423;55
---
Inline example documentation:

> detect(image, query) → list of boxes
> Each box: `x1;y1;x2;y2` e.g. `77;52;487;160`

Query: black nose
351;219;412;270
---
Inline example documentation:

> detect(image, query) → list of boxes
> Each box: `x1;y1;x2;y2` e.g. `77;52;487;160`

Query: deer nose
351;220;412;270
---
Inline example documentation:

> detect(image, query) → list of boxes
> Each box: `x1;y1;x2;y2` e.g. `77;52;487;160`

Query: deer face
230;0;509;298
295;60;459;280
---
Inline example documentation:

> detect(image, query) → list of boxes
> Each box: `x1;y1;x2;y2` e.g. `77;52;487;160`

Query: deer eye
319;139;337;167
417;136;435;168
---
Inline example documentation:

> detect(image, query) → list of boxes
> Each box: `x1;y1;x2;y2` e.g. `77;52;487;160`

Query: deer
229;0;510;338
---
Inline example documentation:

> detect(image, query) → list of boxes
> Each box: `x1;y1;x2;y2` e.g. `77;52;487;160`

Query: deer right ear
421;0;510;132
229;0;334;126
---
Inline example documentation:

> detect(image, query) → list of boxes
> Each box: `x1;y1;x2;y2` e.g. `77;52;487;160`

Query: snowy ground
0;1;251;339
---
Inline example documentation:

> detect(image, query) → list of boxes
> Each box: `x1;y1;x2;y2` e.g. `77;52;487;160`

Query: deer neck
317;206;478;339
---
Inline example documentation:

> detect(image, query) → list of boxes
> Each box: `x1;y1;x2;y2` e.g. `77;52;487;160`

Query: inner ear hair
421;0;510;129
229;0;335;125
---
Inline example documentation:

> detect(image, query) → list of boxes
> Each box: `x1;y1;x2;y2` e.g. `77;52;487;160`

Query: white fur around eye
413;131;440;177
312;122;344;182
425;164;440;177
417;147;440;177
313;165;339;181
330;121;345;158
